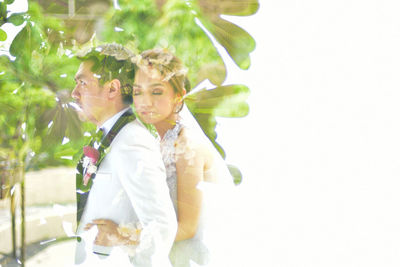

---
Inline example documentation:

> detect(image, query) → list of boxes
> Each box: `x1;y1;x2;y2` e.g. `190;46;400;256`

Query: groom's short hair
76;43;135;105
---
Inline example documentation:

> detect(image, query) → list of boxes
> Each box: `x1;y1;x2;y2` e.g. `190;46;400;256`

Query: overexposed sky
219;1;400;266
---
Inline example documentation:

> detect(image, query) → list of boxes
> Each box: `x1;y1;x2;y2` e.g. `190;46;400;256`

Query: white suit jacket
75;119;177;266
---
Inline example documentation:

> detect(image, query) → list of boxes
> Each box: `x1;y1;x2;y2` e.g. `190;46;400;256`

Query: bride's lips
140;111;155;116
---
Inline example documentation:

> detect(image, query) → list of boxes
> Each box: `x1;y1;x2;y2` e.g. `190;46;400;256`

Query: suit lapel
76;108;136;224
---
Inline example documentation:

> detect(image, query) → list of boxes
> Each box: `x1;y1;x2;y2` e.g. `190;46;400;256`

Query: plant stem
10;185;16;259
20;167;25;267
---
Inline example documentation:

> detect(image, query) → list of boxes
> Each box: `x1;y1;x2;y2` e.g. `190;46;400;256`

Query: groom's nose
71;86;80;100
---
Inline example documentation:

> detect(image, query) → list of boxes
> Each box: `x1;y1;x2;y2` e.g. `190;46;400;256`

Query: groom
71;44;177;266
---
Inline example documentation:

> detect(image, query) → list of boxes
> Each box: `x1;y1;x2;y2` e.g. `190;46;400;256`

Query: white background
217;1;400;266
4;0;400;266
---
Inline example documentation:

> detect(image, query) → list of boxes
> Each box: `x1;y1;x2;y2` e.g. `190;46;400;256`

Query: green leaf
189;84;250;100
64;104;83;141
39;91;83;145
185;84;250;160
0;28;7;41
196;63;226;86
47;107;68;144
0;3;7;25
191;112;226;159
30;50;43;76
227;164;242;185
7;13;25;26
213;102;249;117
200;0;259;16
9;23;42;59
5;0;16;5
200;16;256;70
53;147;78;159
186;84;250;117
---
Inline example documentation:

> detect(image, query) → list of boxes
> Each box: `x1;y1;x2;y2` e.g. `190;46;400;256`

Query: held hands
85;219;141;247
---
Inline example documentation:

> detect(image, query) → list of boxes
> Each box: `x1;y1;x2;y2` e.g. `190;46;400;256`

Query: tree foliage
0;0;259;184
0;2;89;175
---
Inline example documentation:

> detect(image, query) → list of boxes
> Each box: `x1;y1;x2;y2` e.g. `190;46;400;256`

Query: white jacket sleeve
110;125;177;266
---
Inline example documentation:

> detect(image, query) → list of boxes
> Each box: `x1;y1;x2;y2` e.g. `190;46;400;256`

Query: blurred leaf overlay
0;0;258;187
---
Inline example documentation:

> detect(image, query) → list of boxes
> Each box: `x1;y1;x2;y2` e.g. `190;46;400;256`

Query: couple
72;44;234;266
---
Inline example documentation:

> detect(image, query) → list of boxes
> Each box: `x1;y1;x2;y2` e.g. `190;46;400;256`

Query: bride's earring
174;96;184;113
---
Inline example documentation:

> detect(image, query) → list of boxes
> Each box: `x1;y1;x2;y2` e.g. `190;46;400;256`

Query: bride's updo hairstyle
132;48;190;95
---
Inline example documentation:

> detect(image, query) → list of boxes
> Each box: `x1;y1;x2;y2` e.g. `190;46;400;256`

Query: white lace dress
160;121;234;267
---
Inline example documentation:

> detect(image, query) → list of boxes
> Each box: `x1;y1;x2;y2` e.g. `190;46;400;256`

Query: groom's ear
108;79;121;99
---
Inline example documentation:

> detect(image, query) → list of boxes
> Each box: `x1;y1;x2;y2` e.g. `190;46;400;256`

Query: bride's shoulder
176;126;213;157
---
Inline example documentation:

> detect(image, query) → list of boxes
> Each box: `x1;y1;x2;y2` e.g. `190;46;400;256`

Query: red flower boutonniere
82;146;100;186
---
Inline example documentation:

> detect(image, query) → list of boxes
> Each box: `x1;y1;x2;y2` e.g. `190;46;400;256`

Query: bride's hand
85;219;139;247
84;219;119;246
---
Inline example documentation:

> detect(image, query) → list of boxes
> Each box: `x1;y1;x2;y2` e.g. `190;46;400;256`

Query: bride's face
133;67;179;124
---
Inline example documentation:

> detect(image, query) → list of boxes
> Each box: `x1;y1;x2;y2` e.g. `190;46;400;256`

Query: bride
131;48;235;267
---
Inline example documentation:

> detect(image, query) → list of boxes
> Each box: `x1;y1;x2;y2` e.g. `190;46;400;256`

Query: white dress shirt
99;107;131;136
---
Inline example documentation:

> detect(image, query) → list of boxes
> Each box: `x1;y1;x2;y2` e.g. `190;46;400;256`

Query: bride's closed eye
133;86;142;96
152;88;163;95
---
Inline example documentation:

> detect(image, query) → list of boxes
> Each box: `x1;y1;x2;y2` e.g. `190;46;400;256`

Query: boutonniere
82;146;100;186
